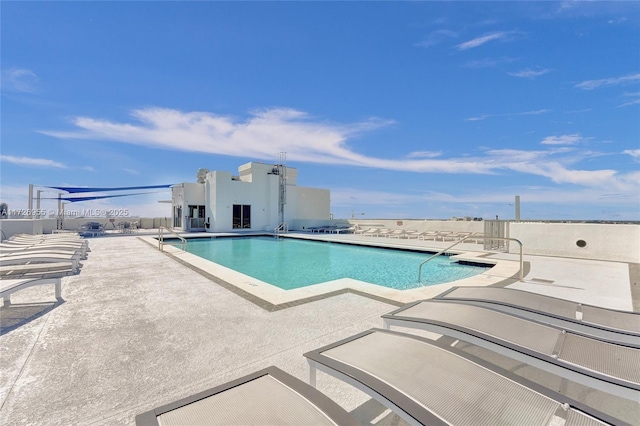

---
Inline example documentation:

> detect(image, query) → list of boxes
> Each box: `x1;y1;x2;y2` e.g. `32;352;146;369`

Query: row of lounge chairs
136;286;639;425
355;228;485;242
0;233;88;306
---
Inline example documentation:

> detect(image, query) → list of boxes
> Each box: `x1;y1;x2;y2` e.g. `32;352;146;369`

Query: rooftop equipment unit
196;168;209;184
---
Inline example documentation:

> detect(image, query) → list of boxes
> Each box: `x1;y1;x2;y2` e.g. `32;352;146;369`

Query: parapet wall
2;217;638;263
0;217;172;239
295;219;639;263
509;222;640;263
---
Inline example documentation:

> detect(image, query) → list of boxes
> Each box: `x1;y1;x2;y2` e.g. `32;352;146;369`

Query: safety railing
158;226;187;252
274;222;289;238
418;235;524;284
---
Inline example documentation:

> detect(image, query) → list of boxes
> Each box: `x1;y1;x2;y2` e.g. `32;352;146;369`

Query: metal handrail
274;222;288;237
418;235;524;284
158;226;187;252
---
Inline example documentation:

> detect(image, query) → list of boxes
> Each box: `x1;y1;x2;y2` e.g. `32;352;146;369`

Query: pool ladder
274;222;289;239
158;226;187;251
418;235;523;284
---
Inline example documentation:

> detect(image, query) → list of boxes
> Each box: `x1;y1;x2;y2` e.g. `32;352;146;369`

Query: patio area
0;234;636;425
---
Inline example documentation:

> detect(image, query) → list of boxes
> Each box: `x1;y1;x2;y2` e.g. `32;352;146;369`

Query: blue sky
2;1;639;221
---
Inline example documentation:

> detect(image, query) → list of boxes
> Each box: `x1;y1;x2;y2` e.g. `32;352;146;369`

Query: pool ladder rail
418;236;523;284
158;226;187;251
274;222;289;239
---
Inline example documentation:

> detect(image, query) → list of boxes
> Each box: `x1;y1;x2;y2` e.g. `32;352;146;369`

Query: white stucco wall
0;219;44;239
509;222;640;263
287;187;330;222
171;183;205;230
203;163;328;232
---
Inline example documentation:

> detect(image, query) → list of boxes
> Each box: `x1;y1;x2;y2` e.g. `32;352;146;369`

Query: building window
233;204;251;229
188;205;206;229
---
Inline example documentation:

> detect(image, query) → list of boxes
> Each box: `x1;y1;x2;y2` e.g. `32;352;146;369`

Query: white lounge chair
435;286;640;344
0;252;81;272
11;233;87;244
0;261;77;279
441;231;472;241
0;245;87;260
135;366;359;425
361;228;381;237
305;329;616;425
416;231;439;240
8;235;89;250
385;229;407;238
1;277;62;306
382;300;640;400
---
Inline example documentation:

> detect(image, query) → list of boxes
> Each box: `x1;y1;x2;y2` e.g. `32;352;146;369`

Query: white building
171;162;330;232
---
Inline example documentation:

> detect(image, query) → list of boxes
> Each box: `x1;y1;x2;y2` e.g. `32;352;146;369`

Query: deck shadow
0;300;64;335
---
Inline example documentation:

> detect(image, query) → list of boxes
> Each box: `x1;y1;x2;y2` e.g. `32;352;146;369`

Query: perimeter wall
2;217;639;263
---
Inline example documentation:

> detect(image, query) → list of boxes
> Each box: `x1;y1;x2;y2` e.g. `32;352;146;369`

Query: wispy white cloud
1;68;39;93
618;91;640;108
456;32;510;50
519;109;551;116
575;72;640;90
463;57;515;69
414;29;458;48
1;155;66;168
508;68;551;78
41;107;630;191
407;150;442;159
123;168;140;175
464;109;551;121
623;149;640;160
465;114;490;122
540;134;584;145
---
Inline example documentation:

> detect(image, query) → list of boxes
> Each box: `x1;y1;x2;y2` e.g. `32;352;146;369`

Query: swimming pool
181;236;490;290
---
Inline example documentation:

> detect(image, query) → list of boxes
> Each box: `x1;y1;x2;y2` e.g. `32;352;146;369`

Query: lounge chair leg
307;360;317;388
382;318;390;330
54;278;62;300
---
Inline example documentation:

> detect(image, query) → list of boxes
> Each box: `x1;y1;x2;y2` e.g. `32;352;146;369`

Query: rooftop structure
171;162;330;232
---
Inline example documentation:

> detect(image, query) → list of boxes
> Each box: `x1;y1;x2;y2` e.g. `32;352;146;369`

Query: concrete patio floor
0;233;637;425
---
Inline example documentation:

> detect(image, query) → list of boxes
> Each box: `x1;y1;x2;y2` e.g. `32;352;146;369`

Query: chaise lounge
1;277;62;306
381;300;640;400
0;261;77;279
135;366;359;425
0;252;82;272
434;286;640;345
305;328;618;426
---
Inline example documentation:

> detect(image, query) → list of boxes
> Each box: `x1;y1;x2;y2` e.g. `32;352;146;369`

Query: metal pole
28;184;34;218
57;194;62;230
515;195;521;222
36;190;42;218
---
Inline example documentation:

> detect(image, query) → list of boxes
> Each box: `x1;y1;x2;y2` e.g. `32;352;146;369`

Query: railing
158;226;187;252
418;235;524;284
189;217;206;230
274;222;288;238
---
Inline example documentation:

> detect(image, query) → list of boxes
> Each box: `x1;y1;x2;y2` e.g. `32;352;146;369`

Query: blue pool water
181;237;490;290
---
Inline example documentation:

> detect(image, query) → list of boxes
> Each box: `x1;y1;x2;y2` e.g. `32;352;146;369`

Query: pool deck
0;232;637;425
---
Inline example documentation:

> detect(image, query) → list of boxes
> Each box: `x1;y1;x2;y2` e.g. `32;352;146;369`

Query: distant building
171;162;330;232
